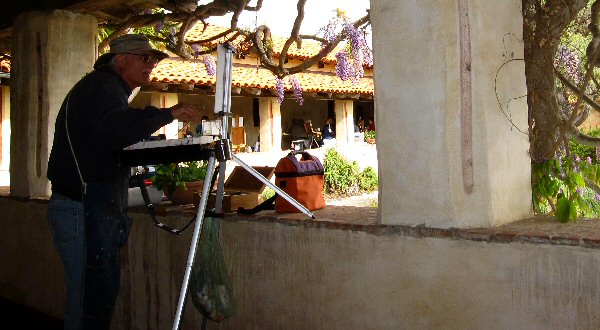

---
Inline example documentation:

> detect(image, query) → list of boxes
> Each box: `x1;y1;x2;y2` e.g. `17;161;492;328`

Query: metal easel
171;43;315;330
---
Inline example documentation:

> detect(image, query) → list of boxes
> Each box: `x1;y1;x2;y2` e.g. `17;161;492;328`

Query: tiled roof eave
150;57;374;97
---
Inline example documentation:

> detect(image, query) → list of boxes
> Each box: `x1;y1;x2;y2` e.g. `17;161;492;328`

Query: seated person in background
367;118;375;131
321;118;336;147
358;116;365;132
289;118;307;140
322;117;336;140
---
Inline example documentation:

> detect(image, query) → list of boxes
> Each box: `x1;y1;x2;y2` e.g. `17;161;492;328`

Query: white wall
371;0;532;228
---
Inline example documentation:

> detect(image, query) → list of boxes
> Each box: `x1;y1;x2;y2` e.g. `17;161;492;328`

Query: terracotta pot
164;180;204;205
366;138;376;144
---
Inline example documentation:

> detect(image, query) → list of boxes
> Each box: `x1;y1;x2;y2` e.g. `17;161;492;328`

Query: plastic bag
191;217;235;321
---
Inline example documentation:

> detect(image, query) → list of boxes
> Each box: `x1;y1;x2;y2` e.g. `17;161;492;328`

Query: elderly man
47;34;197;330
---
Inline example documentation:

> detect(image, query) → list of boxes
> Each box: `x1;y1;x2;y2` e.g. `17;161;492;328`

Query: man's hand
169;103;198;122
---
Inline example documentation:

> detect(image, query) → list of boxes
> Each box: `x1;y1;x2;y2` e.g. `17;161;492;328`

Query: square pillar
259;97;282;152
371;0;532;228
0;86;9;186
10;10;97;197
150;93;179;139
334;99;355;145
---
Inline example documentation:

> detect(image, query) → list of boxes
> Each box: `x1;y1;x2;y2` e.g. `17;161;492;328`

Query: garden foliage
323;149;378;196
532;155;600;222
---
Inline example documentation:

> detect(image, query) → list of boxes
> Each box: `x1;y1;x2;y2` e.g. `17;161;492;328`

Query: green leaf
555;197;577;222
567;172;585;189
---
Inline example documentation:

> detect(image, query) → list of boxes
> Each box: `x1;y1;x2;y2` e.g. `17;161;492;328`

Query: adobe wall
2;198;599;329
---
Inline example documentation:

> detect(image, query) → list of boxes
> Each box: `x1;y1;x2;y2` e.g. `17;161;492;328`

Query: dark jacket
322;123;335;139
47;66;174;201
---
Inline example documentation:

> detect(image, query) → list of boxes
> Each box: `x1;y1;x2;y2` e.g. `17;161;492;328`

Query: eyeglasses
125;53;160;65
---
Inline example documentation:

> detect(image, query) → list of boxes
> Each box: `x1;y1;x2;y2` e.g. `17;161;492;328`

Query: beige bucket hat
94;34;168;68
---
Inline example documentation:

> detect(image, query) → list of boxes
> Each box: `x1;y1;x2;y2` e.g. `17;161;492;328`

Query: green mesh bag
191;217;235;321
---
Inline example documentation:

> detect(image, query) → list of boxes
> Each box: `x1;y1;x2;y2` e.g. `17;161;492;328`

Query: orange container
274;151;325;213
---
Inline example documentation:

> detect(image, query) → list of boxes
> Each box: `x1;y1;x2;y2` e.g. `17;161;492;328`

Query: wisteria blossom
319;13;373;84
191;44;201;59
275;78;285;104
555;46;581;84
335;50;353;81
319;19;341;45
288;75;304;105
202;55;216;76
344;19;372;67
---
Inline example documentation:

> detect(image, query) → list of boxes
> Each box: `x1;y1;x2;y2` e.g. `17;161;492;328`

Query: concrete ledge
2;191;600;250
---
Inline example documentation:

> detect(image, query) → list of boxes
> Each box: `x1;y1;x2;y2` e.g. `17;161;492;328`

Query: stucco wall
371;0;532;228
2;198;599;329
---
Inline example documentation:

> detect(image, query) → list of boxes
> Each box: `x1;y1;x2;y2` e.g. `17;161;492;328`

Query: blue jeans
48;185;129;330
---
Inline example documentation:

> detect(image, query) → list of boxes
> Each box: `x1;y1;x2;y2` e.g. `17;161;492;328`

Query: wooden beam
242;87;261;95
176;83;194;91
147;82;169;91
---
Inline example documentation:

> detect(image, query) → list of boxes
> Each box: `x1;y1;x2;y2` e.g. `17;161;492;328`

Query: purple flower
587;156;593;164
575;156;581;163
335;50;353;81
275;78;284;104
202;55;216;76
170;27;177;37
595;194;600;202
288;75;304;105
554;46;581;84
155;22;164;32
191;44;201;59
343;20;373;68
319;18;341;46
576;187;584;196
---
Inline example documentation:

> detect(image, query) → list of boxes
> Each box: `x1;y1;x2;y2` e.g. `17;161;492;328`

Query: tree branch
253;12;370;78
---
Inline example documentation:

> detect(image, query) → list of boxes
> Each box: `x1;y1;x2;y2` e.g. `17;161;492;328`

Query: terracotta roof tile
151;58;373;95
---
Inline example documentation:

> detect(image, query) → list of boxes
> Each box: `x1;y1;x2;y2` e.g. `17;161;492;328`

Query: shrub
324;149;360;195
358;166;378;192
323;149;378;196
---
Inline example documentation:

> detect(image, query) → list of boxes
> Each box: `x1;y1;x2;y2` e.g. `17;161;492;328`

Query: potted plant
151;161;208;205
364;130;376;144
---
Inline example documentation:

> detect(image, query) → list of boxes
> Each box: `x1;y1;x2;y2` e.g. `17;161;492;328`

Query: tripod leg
172;154;217;330
213;161;227;213
232;155;315;219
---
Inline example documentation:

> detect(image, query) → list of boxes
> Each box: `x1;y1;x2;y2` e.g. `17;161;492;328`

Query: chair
304;120;320;149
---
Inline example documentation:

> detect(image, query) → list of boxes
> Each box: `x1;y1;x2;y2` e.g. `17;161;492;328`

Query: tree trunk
522;0;588;162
